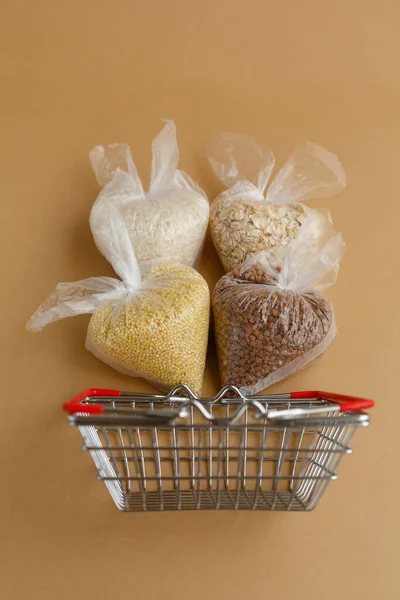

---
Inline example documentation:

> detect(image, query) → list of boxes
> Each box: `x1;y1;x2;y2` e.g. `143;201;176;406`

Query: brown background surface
0;1;398;598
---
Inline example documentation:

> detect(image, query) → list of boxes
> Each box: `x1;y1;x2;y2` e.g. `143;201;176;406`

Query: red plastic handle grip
290;390;374;412
63;388;121;414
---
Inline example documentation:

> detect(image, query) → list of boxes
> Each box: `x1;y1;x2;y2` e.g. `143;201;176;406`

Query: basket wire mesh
66;385;371;511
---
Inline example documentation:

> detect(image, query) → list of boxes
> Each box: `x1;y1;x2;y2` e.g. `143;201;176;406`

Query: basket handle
63;388;375;417
63;389;187;425
63;388;121;414
288;390;374;412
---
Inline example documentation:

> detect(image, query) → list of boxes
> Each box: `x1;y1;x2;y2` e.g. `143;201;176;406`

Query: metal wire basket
64;385;374;512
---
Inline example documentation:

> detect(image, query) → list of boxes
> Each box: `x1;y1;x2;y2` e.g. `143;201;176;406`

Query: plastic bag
26;213;210;394
207;133;346;272
211;210;344;394
90;120;210;267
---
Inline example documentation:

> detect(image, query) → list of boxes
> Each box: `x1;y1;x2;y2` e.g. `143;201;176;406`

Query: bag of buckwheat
212;210;344;394
26;212;210;394
207;133;346;272
90;120;209;267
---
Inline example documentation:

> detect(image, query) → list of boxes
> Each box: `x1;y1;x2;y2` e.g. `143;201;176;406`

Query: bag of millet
26;213;210;394
212;210;344;394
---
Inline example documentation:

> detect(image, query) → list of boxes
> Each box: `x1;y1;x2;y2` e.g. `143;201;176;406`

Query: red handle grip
290;390;374;412
63;388;121;414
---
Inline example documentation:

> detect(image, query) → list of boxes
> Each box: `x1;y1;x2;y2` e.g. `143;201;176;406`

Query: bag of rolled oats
207;133;346;272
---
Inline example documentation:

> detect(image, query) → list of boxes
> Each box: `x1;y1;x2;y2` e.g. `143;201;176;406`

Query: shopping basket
63;385;374;512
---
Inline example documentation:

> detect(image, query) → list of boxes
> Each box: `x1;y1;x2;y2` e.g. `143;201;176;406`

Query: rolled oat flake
212;211;344;394
207;133;346;272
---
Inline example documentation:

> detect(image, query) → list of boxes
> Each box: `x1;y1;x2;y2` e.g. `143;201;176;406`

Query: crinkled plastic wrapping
90;120;210;268
26;213;210;394
207;133;346;272
212;211;344;394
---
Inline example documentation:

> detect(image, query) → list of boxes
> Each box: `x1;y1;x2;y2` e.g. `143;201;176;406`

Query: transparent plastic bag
211;210;344;394
207;133;346;272
90;120;210;267
27;213;210;394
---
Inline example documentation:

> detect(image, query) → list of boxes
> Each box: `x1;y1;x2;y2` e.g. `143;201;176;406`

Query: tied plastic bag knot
90;143;145;197
90;120;209;268
208;134;346;204
207;133;346;272
26;212;141;332
207;133;275;197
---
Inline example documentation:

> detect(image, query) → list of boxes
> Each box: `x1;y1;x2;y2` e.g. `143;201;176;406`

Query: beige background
0;1;398;598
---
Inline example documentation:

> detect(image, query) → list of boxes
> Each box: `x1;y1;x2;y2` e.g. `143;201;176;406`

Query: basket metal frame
66;385;371;512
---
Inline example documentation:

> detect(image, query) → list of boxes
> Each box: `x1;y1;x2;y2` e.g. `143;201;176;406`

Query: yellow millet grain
87;261;210;394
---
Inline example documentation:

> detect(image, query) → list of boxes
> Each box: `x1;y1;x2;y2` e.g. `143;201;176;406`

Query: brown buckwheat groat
212;212;344;394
